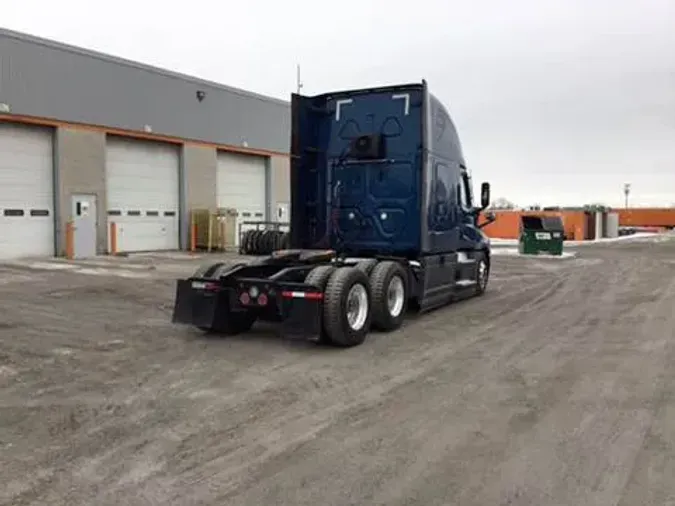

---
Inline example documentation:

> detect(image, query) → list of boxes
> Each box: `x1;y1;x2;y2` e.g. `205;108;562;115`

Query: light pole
623;183;631;209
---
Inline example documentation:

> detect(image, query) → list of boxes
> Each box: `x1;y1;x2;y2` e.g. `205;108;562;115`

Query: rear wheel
475;252;490;296
208;309;257;335
355;258;378;275
193;261;245;280
212;262;246;278
305;265;337;290
304;265;337;344
323;267;372;347
370;261;408;331
192;262;225;279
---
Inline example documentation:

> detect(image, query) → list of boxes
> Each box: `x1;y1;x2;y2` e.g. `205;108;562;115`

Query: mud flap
172;280;228;329
280;298;322;338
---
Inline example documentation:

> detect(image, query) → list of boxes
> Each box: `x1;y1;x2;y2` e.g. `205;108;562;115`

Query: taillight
258;293;268;306
239;292;251;305
281;291;323;301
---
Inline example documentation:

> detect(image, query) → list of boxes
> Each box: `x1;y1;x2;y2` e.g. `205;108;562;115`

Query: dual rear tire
304;260;409;347
369;261;408;331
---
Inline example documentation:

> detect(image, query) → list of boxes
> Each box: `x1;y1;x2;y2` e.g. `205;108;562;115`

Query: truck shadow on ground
193;321;340;354
187;299;485;353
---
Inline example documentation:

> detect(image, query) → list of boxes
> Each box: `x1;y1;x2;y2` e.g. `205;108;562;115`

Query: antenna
296;64;303;94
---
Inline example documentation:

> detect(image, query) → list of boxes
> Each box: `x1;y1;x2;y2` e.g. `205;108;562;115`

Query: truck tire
243;230;254;254
192;262;225;278
323;267;372;347
258;230;268;254
252;231;263;254
262;230;274;254
369;260;408;331
194;261;246;280
355;258;378;275
305;265;337;345
212;262;246;278
267;230;278;252
272;231;282;251
475;252;490;296
209;309;257;335
305;265;337;289
248;230;257;253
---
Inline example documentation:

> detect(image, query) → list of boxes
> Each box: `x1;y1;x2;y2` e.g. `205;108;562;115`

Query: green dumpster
518;215;565;256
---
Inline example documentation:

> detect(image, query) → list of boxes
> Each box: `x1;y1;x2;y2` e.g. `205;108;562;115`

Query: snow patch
489;232;669;248
566;232;668;245
491;248;577;259
72;260;153;270
25;262;78;270
75;267;152;279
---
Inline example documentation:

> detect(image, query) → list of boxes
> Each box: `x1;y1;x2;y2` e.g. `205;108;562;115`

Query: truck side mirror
480;182;490;209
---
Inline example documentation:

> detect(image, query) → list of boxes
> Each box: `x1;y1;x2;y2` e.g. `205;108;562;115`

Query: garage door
106;137;180;252
216;152;267;245
0;123;54;260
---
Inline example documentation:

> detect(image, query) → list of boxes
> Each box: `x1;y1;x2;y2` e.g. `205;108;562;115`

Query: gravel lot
2;237;675;506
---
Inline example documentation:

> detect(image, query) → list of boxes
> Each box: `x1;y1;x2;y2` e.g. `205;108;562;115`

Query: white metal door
72;194;97;258
216;152;267;246
106;137;180;252
0;123;55;260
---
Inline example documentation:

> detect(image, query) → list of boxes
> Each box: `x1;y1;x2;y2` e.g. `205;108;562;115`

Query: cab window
458;172;472;209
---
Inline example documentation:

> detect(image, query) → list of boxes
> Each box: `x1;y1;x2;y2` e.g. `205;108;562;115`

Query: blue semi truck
171;80;493;346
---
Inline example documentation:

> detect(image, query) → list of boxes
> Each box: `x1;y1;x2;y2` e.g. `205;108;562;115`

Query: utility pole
623;183;631;209
296;64;303;95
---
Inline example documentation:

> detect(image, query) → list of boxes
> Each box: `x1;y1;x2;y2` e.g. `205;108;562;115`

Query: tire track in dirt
454;255;675;506
615;270;675;506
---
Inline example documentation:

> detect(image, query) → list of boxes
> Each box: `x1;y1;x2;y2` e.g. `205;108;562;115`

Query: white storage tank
605;212;619;238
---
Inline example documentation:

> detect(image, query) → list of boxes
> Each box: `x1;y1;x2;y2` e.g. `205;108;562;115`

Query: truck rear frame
172;247;490;347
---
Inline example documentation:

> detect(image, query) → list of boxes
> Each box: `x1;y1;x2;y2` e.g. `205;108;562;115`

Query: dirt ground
2;238;675;506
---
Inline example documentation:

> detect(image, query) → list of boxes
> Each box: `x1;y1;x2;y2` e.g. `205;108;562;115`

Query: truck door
457;170;482;250
289;94;330;249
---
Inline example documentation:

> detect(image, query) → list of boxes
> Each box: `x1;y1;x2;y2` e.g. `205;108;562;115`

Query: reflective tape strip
282;291;323;300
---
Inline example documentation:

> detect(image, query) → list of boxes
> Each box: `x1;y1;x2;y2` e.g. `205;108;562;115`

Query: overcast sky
4;0;675;207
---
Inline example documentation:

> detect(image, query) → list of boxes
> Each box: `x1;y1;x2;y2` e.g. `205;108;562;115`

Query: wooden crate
190;208;238;251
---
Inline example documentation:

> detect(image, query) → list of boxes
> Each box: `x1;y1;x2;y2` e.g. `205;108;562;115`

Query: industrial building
0;27;291;260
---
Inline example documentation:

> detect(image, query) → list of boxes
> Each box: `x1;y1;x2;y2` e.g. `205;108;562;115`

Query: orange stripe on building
0;113;289;158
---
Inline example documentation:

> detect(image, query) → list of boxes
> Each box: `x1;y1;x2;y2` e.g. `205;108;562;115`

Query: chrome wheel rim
346;283;369;331
478;260;488;290
387;275;405;317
